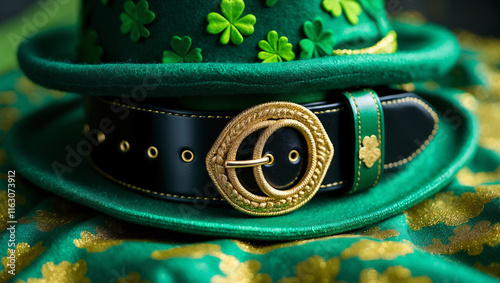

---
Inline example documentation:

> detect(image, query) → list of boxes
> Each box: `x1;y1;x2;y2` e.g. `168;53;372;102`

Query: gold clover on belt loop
359;135;381;168
206;101;334;216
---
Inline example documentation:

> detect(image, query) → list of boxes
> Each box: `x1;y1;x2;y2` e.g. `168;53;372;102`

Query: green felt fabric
16;21;460;97
83;0;391;63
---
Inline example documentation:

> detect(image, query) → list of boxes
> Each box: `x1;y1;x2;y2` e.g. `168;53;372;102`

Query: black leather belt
84;88;439;216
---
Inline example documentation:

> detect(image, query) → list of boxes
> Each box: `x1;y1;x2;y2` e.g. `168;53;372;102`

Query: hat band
84;89;438;215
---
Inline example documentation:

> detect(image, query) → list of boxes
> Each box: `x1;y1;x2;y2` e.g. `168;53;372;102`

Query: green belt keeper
342;89;385;193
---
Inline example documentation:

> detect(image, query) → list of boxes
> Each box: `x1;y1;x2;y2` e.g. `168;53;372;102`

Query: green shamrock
207;0;256;45
265;0;279;7
322;0;363;25
78;29;103;64
258;30;295;63
163;36;203;63
120;0;155;43
299;17;335;60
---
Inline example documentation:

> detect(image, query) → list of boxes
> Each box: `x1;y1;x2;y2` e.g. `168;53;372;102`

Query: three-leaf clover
78;29;103;64
258;30;295;63
120;0;155;43
163;36;203;63
265;0;279;7
207;0;256;45
322;0;363;25
299;17;335;60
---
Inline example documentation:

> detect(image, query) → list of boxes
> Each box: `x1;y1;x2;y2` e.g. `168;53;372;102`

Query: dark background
0;0;499;36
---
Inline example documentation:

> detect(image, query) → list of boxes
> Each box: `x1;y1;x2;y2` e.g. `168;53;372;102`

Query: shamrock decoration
163;36;203;63
359;135;381;168
299;17;335;60
207;0;256;45
265;0;279;7
78;29;103;64
322;0;363;25
258;30;295;63
120;0;155;43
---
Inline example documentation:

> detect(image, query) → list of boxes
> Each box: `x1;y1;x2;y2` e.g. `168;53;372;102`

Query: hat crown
79;0;392;64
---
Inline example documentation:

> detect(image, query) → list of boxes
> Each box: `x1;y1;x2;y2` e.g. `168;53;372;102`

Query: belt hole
289;150;299;163
181;150;194;163
147;146;159;159
264;153;274;165
120;140;130;153
97;131;106;143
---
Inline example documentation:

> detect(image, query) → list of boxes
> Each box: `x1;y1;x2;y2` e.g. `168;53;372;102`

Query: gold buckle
206;102;334;216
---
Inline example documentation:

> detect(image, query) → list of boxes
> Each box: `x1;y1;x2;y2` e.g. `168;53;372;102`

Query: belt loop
342;89;385;193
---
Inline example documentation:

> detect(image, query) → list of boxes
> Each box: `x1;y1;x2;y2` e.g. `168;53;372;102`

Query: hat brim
5;87;477;240
17;21;460;97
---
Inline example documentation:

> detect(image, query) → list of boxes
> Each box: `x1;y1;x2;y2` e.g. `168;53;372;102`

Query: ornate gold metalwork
206;102;334;216
359;135;381;168
333;30;397;56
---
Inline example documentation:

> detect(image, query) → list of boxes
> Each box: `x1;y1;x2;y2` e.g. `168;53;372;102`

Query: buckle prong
225;154;273;169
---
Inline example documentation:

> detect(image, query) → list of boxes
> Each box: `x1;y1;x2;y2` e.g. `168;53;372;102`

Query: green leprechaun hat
17;0;459;98
5;0;479;239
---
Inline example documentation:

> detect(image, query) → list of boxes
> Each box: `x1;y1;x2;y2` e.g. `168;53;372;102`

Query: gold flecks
0;242;46;282
277;256;345;283
152;244;271;283
232;229;398;255
404;188;497;231
18;197;89;232
359;266;432;283
458;92;479;111
232;240;310;255
151;244;222;260
74;218;126;253
359;135;381;168
73;231;123;253
456;30;500;67
405;186;499;231
475;102;500;153
212;254;272;283
18;259;90;283
0;190;26;232
423;221;500;255
393;11;428;25
333;30;397;56
399;83;416;92
341;240;414;260
14;76;66;104
475;185;500;202
358;227;399;240
0;90;18;105
18;210;76;232
0;149;7;167
115;271;151;283
423;81;439;91
474;262;500;279
457;167;500;186
0;106;21;132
